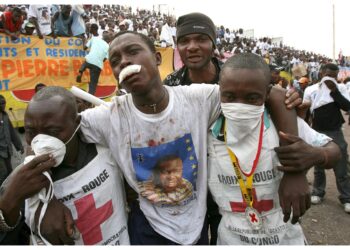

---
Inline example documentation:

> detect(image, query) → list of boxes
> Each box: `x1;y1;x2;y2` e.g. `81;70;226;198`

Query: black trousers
79;62;102;95
0;156;12;186
128;201;209;245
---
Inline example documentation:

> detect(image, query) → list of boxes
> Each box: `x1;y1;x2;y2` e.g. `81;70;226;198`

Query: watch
0;209;21;232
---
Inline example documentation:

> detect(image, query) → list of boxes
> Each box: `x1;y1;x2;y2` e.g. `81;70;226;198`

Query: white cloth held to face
221;102;264;173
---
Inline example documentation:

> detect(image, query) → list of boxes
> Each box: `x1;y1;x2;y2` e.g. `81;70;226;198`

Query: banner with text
0;34;117;91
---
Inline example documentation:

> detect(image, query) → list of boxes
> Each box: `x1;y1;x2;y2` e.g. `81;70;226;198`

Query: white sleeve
303;86;312;103
73;5;85;15
182;84;221;126
297;117;332;147
338;84;350;101
80;104;112;146
28;5;37;19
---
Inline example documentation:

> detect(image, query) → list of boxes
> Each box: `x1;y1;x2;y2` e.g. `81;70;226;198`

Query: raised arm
266;86;310;224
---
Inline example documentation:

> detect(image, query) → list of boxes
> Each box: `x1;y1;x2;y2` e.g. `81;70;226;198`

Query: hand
278;172;310;224
296;102;311;119
37;197;76;245
0;154;55;225
285;88;302;109
324;79;337;92
2;154;55;203
274;131;323;172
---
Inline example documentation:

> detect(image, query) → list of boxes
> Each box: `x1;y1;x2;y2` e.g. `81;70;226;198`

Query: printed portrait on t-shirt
131;133;198;205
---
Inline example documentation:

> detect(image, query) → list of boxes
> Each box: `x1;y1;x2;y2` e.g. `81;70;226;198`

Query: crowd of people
0;3;350;247
1;4;348;84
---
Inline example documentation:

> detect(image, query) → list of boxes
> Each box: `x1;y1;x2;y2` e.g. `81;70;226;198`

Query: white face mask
221;102;264;144
29;123;81;167
221;102;265;121
221;102;265;173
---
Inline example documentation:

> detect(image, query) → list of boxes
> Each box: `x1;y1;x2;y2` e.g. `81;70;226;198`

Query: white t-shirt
85;36;109;69
25;145;130;245
303;81;350;113
53;146;129;245
28;5;52;35
208;114;332;245
80;84;220;244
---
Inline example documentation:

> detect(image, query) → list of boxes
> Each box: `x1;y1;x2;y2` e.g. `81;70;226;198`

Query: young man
39;31;313;245
23;87;129;245
164;12;302;244
76;24;110;95
208;53;341;244
51;5;73;37
0;7;23;40
28;4;52;39
164;12;222;86
303;63;350;213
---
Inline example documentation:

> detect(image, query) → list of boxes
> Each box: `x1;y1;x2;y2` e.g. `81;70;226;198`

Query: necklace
136;88;168;113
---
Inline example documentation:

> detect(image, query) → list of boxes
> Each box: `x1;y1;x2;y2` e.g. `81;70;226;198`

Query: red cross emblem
230;188;273;213
74;193;113;245
249;212;258;223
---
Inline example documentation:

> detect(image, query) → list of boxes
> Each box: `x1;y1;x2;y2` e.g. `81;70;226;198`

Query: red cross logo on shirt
74;193;113;245
249;213;258;223
229;188;273;213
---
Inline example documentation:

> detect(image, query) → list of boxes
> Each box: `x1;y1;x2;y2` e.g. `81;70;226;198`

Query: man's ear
155;51;162;66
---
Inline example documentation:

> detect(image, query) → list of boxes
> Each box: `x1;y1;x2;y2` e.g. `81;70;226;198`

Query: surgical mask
221;103;265;174
28;123;81;167
221;102;264;144
221;102;264;121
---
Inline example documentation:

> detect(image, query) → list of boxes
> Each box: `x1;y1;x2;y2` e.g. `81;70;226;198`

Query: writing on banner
0;35;116;91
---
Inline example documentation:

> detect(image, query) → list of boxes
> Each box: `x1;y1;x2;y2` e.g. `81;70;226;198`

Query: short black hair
220;53;271;84
90;23;98;30
323;63;339;72
112;31;156;53
31;86;77;118
34;83;46;93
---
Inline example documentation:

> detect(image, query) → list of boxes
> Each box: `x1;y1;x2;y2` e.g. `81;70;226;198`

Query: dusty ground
300;115;350;245
10;116;350;245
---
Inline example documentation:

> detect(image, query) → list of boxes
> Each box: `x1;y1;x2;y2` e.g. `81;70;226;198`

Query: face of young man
109;33;161;94
220;68;268;106
177;33;214;70
24;96;78;147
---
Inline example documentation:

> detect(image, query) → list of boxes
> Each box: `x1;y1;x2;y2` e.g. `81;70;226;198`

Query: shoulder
163;67;186;86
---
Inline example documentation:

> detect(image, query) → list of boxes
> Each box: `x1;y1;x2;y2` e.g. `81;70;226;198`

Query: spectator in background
76;24;110;95
0;95;24;187
28;4;52;39
0;7;23;40
303;64;350;213
52;5;73;37
159;16;175;48
71;5;86;40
